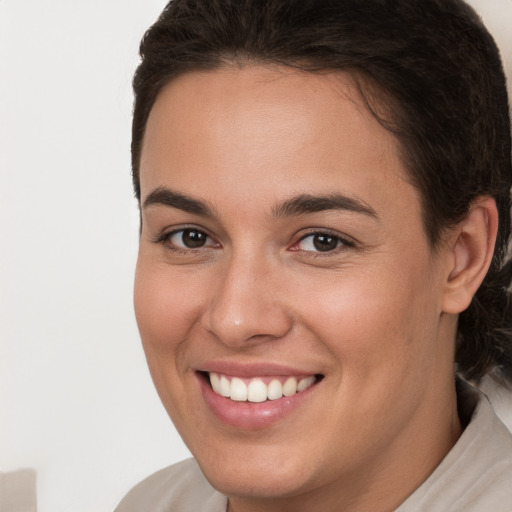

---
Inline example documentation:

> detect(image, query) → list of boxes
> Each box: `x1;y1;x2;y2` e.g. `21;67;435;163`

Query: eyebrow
143;186;378;220
143;186;214;216
272;193;379;219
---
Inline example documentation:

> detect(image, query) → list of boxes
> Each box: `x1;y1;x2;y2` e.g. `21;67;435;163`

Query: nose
201;253;293;347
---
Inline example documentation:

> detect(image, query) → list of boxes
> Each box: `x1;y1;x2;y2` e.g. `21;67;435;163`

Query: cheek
299;259;440;381
133;261;203;416
296;266;443;453
134;260;205;355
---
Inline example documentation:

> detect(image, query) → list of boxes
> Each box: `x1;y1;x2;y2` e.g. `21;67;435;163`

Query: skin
134;66;496;512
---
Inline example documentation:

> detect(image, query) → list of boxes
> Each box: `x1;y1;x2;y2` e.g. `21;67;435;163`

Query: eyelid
290;229;356;253
151;225;356;254
152;225;220;250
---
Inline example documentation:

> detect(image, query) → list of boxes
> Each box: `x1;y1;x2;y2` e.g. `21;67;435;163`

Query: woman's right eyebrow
143;186;214;216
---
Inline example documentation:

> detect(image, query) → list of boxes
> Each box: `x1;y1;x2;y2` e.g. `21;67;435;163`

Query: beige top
115;386;512;512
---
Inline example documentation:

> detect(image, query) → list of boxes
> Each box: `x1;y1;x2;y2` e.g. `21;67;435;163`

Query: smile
208;372;318;402
197;367;324;428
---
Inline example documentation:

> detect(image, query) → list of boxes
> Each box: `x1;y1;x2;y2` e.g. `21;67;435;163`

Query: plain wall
0;1;511;511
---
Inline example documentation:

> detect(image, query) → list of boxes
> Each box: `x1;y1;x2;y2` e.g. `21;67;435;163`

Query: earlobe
442;197;498;315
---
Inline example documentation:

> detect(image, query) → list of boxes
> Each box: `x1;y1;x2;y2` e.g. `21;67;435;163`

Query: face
135;66;459;510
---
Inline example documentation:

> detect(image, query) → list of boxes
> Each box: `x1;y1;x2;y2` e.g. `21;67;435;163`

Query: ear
442;197;498;315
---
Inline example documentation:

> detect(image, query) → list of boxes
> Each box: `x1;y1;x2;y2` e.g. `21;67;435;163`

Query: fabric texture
115;458;227;512
397;385;512;511
115;385;512;511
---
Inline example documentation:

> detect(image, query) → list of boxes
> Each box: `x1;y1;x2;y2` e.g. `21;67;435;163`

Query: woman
116;0;512;510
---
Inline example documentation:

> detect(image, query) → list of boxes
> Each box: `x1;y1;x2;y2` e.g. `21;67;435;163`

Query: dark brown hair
132;0;512;384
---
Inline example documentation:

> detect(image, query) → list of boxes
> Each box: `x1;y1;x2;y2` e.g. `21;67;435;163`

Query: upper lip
197;360;320;378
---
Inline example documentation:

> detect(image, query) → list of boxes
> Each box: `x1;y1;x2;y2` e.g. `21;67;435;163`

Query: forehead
143;67;393;161
140;65;416;225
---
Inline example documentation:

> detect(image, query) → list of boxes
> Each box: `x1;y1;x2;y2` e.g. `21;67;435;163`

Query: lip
196;361;322;429
198;361;316;378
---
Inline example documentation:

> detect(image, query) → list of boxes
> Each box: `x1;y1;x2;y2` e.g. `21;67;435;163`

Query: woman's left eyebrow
272;193;379;220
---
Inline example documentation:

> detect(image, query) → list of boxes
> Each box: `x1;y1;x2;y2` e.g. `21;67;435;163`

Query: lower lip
197;373;318;429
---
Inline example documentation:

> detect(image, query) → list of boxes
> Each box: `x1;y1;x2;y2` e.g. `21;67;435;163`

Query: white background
1;1;511;511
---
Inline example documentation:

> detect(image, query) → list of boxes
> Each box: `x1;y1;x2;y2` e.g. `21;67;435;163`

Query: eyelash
153;227;356;255
153;227;218;254
291;230;355;255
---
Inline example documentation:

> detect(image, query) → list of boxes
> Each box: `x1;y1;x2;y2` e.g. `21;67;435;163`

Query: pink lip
196;362;321;430
198;361;315;378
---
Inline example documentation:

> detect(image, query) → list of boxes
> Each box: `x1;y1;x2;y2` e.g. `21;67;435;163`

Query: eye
167;228;216;249
294;232;350;253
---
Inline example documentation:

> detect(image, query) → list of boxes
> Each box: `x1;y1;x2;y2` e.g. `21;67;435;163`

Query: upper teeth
209;372;316;402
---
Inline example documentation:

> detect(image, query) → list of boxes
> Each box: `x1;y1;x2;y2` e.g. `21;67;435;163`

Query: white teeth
248;379;268;403
230;377;248;401
267;379;283;400
282;377;298;396
218;375;230;397
297;375;316;392
208;372;317;402
210;372;220;391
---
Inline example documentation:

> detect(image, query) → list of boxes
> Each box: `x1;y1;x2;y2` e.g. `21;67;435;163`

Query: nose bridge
203;247;292;346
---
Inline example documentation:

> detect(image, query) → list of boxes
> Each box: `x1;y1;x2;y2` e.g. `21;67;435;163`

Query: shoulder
398;384;512;511
115;458;227;512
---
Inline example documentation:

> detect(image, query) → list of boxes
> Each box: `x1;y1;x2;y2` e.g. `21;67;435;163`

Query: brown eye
296;232;348;253
311;234;339;252
169;229;211;249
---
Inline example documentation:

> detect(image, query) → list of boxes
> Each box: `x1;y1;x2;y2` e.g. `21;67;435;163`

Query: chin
191;437;322;501
203;457;313;500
